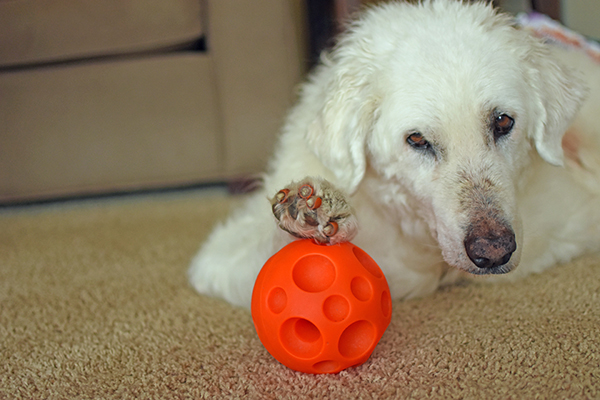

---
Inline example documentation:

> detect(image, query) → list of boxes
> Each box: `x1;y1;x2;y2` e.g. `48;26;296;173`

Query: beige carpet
1;189;599;399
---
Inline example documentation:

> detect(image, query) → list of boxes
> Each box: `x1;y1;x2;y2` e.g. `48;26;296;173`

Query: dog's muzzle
464;216;517;274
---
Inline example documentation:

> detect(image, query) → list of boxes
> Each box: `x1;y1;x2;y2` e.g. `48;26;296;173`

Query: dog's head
306;0;587;275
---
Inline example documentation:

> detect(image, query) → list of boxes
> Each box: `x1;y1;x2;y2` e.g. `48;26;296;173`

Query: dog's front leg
270;177;358;245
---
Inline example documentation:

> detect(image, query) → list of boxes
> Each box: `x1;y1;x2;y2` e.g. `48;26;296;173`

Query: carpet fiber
1;190;598;399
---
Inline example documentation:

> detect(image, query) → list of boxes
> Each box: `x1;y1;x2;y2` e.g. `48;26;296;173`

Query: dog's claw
323;221;339;237
276;189;290;203
306;196;322;210
299;185;314;199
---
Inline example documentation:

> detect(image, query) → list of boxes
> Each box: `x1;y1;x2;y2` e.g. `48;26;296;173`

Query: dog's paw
270;177;358;244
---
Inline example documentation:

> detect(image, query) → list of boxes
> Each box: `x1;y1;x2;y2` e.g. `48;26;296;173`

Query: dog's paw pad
270;177;357;244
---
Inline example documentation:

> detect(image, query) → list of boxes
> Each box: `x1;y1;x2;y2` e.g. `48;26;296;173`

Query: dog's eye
493;114;514;140
406;132;431;150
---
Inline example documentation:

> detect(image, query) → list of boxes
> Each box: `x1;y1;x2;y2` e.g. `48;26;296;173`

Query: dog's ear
526;44;587;166
305;45;377;194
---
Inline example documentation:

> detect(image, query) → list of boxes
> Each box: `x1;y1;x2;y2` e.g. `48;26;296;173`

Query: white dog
189;0;600;308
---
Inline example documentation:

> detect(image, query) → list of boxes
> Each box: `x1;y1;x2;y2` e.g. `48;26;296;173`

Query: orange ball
251;240;392;374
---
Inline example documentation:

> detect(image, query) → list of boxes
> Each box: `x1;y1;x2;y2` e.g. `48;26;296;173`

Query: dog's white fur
189;0;600;308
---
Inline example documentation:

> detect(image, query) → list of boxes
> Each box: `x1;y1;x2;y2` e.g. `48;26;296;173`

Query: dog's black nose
467;250;514;269
464;221;516;270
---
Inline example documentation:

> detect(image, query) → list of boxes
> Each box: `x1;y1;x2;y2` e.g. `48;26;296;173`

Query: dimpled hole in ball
280;318;323;358
381;290;392;318
352;246;382;278
267;287;287;314
313;360;341;374
323;295;350;322
292;255;336;293
351;276;373;302
338;320;376;358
